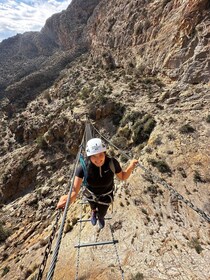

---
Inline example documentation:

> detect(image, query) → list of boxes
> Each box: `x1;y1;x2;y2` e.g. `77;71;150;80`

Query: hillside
0;0;210;279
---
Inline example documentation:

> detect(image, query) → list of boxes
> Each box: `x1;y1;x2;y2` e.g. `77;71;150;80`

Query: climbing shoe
98;218;105;229
91;211;97;226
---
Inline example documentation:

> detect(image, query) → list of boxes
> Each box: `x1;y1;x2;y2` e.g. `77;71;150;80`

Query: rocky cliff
0;0;101;110
0;0;210;279
86;0;210;83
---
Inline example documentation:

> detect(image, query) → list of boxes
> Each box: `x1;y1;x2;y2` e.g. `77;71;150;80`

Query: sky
0;0;71;42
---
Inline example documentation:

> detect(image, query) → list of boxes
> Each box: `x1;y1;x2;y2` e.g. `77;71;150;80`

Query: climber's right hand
56;195;68;209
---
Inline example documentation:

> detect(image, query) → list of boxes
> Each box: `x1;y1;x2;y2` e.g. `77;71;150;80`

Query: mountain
0;0;101;110
0;0;210;279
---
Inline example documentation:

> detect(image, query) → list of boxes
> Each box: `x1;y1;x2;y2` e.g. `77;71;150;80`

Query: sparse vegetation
0;222;11;242
64;222;73;234
71;217;78;226
179;124;195;134
24;268;33;279
43;91;52;103
141;208;148;215
111;135;127;149
0;4;209;280
35;136;48;149
20;158;30;169
178;167;187;178
132;114;156;145
130;272;144;280
188;237;203;254
1;266;10;277
194;170;205;183
112;103;125;125
147;185;163;196
167;133;176;140
79;85;92;100
153;135;162;146
145;147;153;153
148;159;172;174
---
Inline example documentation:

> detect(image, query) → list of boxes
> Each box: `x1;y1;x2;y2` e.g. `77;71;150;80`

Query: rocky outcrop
86;0;210;83
1;0;210;112
41;0;101;50
0;146;38;203
0;0;101;108
0;1;210;279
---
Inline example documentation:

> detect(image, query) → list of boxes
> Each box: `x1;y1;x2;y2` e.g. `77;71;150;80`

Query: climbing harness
82;187;113;206
79;154;88;186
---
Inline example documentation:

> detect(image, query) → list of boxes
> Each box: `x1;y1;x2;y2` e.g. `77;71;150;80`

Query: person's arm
116;159;138;181
56;176;83;209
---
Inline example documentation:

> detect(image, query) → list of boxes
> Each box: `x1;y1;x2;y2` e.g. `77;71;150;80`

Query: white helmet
86;138;106;156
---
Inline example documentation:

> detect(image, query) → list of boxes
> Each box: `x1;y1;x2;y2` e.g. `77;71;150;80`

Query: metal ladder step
77;217;112;223
79;200;89;204
74;240;118;248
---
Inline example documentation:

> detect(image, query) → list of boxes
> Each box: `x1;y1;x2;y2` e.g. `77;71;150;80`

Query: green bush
141;208;148;215
179;124;195;134
143;118;156;135
79;86;92;100
121;111;143;127
147;185;158;196
130;272;144;280
1;266;10;277
188;237;203;254
20;158;30;170
132;115;156;145
148;159;172;174
35;136;48;149
206;114;210;123
0;222;10;242
194;170;205;183
112;103;125;126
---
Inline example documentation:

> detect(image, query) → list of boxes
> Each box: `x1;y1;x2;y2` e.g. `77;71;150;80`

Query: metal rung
79;200;89;204
77;217;112;223
74;240;118;248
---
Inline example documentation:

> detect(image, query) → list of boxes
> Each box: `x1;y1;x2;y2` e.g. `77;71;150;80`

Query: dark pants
89;201;109;219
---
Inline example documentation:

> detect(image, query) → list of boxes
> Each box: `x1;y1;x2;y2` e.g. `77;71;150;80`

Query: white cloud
0;0;71;42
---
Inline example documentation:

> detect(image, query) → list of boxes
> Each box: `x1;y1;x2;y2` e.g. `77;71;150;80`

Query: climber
57;138;138;229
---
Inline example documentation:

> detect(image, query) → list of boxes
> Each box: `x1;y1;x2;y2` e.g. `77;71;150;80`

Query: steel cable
35;211;61;280
46;131;86;280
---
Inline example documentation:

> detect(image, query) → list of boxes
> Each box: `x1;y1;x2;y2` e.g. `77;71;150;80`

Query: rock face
41;0;101;50
86;0;210;83
0;0;101;108
1;0;210;111
0;0;210;280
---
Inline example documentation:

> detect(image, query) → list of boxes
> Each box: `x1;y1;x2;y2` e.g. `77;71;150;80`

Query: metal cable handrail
46;131;86;280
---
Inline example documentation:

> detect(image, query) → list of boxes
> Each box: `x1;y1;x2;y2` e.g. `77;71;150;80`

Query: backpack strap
79;154;88;186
